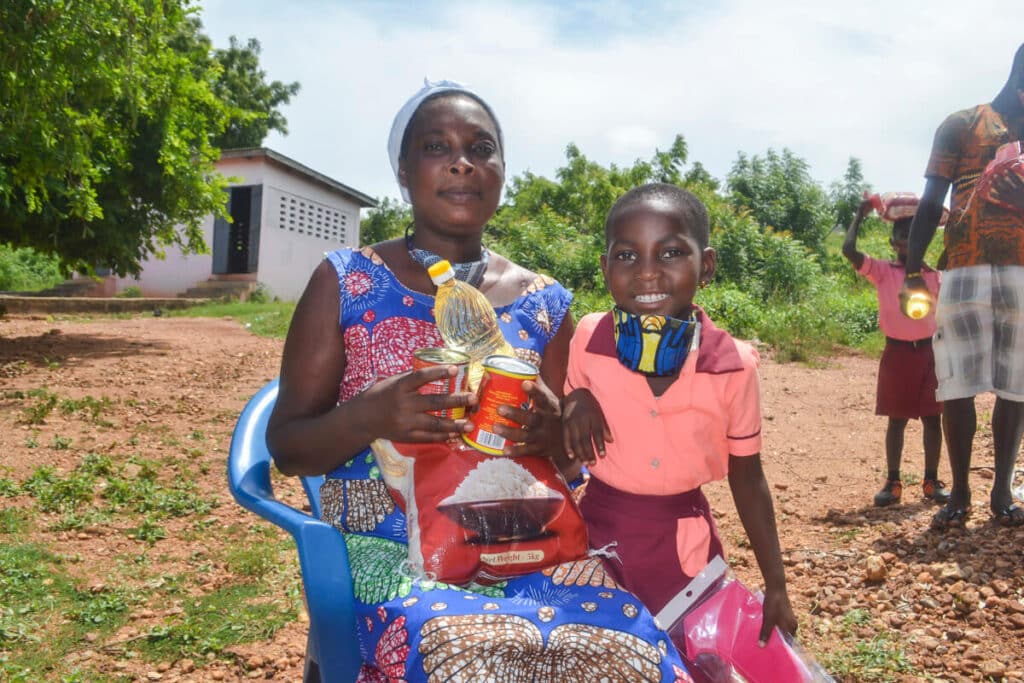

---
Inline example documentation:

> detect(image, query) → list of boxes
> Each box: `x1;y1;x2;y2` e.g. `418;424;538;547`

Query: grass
166;300;295;338
816;609;916;682
1;462;293;678
0;381;300;681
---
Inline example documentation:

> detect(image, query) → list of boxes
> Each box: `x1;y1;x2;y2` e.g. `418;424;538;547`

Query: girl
267;82;691;682
563;183;798;648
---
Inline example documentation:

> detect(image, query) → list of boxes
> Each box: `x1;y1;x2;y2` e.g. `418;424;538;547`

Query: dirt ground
1;314;1022;683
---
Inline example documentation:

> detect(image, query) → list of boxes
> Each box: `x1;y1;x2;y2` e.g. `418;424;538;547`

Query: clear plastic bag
656;556;834;683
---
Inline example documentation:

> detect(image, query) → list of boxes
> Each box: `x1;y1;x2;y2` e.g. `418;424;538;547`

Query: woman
267;79;690;682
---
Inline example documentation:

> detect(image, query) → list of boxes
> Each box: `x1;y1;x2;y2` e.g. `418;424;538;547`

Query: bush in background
0;245;64;292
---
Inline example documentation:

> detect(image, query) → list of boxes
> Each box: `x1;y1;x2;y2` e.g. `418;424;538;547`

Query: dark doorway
213;185;262;274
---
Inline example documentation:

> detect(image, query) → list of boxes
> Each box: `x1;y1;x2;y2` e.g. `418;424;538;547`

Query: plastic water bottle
428;260;514;388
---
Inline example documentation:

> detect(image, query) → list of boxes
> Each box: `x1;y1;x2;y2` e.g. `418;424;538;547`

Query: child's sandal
930;503;970;530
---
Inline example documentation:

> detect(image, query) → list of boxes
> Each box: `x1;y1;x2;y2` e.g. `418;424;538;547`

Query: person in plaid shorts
901;43;1024;529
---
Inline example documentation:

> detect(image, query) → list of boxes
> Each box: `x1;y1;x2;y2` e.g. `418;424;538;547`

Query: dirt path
1;315;1022;682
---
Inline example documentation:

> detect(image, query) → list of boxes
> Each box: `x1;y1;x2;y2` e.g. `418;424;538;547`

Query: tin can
413;348;470;418
463;355;539;455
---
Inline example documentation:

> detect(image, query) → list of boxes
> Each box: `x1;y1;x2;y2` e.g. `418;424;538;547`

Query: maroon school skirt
876;337;942;419
578;475;723;616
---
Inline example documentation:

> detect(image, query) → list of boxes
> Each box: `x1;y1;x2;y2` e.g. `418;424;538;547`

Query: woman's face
399;95;504;236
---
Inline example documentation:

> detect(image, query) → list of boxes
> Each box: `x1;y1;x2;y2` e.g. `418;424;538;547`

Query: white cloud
199;0;1024;205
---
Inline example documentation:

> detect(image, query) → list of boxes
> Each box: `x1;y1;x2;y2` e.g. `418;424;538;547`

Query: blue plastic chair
228;379;361;683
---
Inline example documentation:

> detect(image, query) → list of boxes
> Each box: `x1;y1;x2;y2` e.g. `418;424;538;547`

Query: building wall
249;161;362;301
108;215;216;297
98;155;364;301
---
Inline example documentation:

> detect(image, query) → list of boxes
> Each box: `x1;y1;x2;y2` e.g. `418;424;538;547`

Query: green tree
209;36;301;149
726;148;834;254
829;156;871;233
359;197;411;245
0;0;230;277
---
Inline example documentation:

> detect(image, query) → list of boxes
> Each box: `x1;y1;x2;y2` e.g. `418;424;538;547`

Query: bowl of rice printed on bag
438;458;565;544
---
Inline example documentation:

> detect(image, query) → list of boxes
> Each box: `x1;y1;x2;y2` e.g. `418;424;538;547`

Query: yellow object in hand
904;291;933;320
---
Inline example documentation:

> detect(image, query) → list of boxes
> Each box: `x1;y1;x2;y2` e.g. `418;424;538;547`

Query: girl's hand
494;379;563;458
561;388;613;465
759;588;798;646
368;365;474;443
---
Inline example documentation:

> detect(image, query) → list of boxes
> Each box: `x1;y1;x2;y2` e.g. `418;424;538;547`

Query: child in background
842;196;948;507
562;183;797;648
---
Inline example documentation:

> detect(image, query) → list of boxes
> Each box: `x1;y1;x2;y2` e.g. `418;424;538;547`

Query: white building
98;148;375;301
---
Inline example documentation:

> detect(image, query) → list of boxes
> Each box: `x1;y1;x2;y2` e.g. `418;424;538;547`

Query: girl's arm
727;453;798;644
266;260;473;477
841;198;872;270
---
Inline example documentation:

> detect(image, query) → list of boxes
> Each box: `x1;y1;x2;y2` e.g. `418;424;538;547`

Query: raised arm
841;198;873;270
267;260;471;477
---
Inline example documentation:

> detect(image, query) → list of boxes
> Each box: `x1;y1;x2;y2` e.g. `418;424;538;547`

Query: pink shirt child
858;256;940;341
566;308;761;579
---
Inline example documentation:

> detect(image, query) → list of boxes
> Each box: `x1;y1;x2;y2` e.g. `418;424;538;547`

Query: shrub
117;285;143;298
0;245;64;292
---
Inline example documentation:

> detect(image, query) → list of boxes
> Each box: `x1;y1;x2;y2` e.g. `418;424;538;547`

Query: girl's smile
601;200;715;320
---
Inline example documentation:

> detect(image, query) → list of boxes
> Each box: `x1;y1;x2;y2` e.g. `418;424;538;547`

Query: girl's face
601;202;715;319
398;95;504;236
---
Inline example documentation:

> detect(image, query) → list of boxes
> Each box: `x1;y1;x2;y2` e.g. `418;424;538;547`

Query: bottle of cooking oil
428;260;514;388
904;291;933;320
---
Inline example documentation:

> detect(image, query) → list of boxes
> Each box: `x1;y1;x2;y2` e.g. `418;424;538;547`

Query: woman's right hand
368;364;475;443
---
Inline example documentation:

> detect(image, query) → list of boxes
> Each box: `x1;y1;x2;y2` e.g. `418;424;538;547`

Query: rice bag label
371;438;588;584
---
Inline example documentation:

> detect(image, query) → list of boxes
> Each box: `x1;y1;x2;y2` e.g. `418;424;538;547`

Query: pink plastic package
864;191;949;226
656;556;834;683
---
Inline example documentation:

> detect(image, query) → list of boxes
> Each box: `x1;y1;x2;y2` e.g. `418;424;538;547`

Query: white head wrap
388;78;503;203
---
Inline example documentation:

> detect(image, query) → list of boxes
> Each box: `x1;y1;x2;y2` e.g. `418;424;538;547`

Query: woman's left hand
759;588;798;645
492;379;563;458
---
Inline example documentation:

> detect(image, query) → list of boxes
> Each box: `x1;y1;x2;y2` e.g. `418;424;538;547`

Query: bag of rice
371;437;588;584
973;141;1024;213
865;191;949;225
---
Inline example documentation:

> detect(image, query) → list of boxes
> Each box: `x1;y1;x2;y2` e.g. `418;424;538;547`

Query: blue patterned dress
319;247;692;683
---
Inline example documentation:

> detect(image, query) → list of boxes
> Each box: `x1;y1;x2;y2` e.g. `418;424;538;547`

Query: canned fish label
463;355;539;455
414;348;470;419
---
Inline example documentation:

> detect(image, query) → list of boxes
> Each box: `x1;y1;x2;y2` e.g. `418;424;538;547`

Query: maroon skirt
578;475;723;616
876;338;942;418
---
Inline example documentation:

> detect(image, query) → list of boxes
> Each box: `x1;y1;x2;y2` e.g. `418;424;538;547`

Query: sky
198;0;1024;209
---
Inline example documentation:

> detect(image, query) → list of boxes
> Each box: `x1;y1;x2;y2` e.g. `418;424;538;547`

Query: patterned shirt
925;103;1024;268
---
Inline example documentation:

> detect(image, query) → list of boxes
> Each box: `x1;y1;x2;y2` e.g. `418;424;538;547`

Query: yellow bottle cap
427;260;452;278
427;260;454;286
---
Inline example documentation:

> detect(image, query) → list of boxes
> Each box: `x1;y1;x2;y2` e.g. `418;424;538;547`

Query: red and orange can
463;355;539;455
413;348;470;419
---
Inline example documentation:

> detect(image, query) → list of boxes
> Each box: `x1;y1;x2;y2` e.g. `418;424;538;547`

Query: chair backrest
228;379;360;683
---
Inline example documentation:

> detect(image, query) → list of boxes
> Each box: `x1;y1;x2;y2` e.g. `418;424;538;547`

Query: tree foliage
208;35;301;149
0;0;230;277
0;3;301;278
359;197;411;245
726;148;835;255
829;156;871;233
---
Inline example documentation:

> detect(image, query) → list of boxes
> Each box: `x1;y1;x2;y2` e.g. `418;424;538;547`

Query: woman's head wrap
388;78;503;203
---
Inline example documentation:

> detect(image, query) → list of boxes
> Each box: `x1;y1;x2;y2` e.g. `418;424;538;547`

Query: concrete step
34;279;106;297
180;279;257;301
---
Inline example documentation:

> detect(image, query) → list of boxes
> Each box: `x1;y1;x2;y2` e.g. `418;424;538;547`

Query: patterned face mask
611;307;698;377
